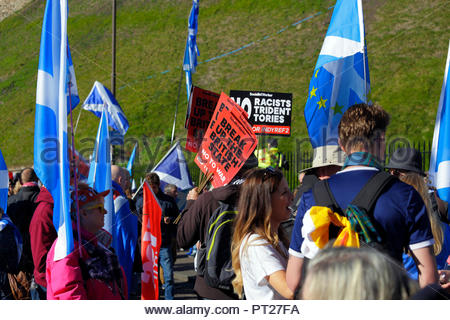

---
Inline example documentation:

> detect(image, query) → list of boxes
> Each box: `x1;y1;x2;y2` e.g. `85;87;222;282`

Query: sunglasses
83;203;105;213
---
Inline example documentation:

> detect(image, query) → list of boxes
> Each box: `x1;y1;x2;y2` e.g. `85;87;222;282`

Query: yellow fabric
308;206;360;249
255;147;282;168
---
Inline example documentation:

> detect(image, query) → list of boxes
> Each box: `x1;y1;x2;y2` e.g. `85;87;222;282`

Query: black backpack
312;171;398;259
196;201;237;291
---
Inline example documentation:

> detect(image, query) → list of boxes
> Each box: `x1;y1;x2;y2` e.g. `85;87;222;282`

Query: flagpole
73;106;83;135
171;64;185;145
358;0;368;102
67;49;83;258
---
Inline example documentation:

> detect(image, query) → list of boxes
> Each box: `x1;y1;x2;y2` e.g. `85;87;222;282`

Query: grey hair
301;246;419;300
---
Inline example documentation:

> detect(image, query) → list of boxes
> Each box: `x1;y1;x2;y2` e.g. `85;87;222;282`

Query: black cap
268;138;278;148
385;147;424;176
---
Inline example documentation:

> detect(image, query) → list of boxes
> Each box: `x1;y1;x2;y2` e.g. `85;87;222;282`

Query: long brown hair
399;172;444;254
231;167;289;298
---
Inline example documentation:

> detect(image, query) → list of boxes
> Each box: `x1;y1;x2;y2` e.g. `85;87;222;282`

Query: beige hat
300;145;346;173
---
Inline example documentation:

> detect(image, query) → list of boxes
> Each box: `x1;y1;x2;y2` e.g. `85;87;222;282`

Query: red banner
185;86;220;153
141;181;162;300
195;92;258;188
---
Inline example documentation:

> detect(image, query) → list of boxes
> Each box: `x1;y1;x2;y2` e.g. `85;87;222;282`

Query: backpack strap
350;171;395;212
312;179;343;215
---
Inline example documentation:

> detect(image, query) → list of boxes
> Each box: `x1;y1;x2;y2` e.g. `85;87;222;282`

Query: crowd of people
1;102;449;300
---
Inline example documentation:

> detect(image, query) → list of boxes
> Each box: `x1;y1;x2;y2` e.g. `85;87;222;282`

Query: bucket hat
300;145;346;173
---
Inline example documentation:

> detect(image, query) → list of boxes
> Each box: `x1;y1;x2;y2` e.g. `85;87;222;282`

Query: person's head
301;145;345;180
20;168;38;184
234;153;259;180
301;246;418;300
71;183;109;235
338;103;390;160
145;172;160;194
386;147;425;177
268;138;278;149
231;167;292;298
164;184;178;199
111;165;131;192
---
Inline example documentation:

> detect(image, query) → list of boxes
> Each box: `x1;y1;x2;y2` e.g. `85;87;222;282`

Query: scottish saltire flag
152;141;193;190
183;0;200;102
0;148;8;213
87;110;114;234
34;0;79;260
127;142;138;176
429;40;450;202
304;0;370;147
112;180;138;299
83;81;129;136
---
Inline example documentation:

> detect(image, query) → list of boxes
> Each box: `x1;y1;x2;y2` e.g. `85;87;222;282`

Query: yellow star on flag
317;97;327;109
310;86;318;99
315;69;319;78
332;102;344;115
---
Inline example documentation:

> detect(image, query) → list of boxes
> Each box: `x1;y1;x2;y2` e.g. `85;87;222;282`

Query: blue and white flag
87;110;114;234
183;0;200;102
112;180;137;298
126;142;138;176
153;141;193;190
83;81;129;136
34;0;78;260
429;40;450;202
304;0;369;147
0;148;9;213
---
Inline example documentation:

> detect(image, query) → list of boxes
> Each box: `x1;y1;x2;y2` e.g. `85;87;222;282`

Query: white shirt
239;233;288;300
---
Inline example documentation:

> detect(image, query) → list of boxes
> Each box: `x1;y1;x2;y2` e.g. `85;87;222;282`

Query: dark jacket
29;187;57;288
7;184;40;273
135;187;179;248
177;183;240;300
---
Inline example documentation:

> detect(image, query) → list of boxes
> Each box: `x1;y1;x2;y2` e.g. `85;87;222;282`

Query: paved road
171;250;198;300
130;250;198;300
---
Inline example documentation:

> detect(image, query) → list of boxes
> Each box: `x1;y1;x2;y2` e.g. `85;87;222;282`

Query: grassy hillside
0;0;449;173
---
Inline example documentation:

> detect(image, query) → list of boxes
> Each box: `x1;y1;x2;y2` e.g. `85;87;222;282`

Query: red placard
185;87;220;153
195;92;258;188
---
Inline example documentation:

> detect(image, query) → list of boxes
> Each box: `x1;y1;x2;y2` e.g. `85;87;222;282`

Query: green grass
0;0;449;171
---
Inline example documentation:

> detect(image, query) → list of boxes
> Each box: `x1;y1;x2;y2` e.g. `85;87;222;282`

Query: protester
7;168;40;277
29;186;56;300
177;154;258;299
287;103;439;293
231;167;293;300
255;138;289;170
301;246;419;299
164;183;180;262
290;145;345;213
111;165;138;298
0;207;22;300
46;184;127;300
385;147;450;280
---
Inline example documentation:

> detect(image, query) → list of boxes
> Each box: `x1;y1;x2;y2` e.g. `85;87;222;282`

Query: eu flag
304;0;370;147
429;41;450;202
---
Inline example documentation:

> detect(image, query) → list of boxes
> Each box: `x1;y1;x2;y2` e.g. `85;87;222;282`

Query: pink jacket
46;227;128;300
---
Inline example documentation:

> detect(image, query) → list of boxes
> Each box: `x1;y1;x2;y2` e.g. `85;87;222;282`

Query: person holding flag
46;184;127;300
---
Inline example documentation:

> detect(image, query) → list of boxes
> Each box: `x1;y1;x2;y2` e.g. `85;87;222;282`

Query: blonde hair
302;246;419;300
231;168;288;298
399;172;444;254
